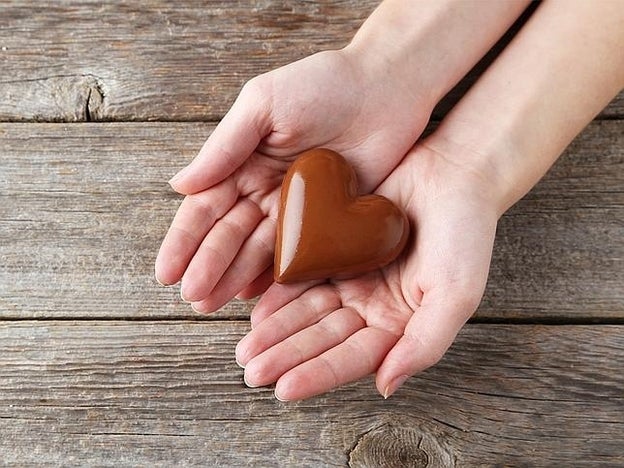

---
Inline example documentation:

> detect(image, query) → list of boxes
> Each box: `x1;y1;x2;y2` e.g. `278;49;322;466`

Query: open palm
155;49;432;311
235;144;499;400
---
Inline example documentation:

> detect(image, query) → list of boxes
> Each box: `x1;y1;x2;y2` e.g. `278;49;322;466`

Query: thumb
375;293;479;399
169;79;272;195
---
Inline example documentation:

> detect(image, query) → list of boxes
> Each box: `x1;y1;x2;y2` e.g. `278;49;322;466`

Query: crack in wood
85;77;105;122
431;417;466;434
0;74;106;122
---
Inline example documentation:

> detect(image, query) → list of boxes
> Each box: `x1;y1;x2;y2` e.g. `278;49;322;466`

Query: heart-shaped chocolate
274;148;410;283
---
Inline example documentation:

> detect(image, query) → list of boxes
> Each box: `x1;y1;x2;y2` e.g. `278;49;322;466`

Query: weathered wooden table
1;2;622;466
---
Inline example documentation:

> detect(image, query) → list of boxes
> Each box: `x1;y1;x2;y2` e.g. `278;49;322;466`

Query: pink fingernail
244;374;260;389
274;388;289;402
154;273;167;287
235;357;246;369
180;288;190;303
383;374;409;399
190;302;206;315
168;166;189;187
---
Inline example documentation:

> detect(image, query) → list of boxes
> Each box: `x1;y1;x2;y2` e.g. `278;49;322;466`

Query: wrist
342;0;451;108
427;0;624;218
423;125;519;218
343;0;532;114
338;42;437;122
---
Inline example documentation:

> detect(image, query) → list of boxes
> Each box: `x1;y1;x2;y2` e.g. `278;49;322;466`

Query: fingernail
244;374;259;388
180;290;190;303
168;166;189;187
274;388;289;402
180;283;193;304
383;374;409;399
190;302;206;314
154;273;167;287
235;357;245;369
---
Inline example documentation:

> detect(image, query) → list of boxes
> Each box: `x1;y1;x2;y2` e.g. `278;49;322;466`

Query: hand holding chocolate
275;148;410;283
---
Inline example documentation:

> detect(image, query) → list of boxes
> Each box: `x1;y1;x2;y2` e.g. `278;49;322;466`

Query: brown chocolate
274;148;410;283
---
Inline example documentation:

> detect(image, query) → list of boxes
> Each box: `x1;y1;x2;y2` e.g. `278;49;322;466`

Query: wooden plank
480;120;624;321
0;1;621;122
0;122;248;320
0;321;621;466
0;0;375;122
0;121;622;320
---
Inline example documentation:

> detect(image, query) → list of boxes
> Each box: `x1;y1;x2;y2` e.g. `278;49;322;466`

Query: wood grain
0;122;249;320
0;121;622;320
0;1;622;123
0;0;375;122
1;2;621;466
0;321;621;466
480;120;624;322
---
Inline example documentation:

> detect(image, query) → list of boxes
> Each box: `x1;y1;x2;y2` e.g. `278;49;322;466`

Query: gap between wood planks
1;315;624;325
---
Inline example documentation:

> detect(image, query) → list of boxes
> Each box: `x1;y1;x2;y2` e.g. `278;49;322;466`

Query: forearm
345;0;532;105
430;0;624;215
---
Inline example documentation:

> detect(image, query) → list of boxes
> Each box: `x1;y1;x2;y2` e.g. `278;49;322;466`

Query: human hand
235;142;499;400
234;0;623;401
155;48;433;311
154;0;530;312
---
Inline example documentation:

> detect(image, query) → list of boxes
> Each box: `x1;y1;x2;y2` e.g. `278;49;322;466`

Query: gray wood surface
481;120;624;322
0;1;621;122
0;1;375;122
1;121;622;320
0;321;621;466
1;1;623;466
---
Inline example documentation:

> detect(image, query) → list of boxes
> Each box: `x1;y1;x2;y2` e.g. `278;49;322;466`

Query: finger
169;81;271;195
250;279;324;328
244;307;365;388
235;285;341;367
274;327;399;402
235;266;274;300
181;199;264;303
190;216;276;314
375;293;478;399
155;179;238;286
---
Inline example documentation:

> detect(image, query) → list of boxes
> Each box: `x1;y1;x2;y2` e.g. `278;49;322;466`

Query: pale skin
156;0;530;304
156;0;624;400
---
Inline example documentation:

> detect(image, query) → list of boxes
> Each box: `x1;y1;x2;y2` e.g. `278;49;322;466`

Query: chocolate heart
274;148;410;283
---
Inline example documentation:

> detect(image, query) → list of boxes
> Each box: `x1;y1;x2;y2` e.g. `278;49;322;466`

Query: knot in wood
349;421;454;468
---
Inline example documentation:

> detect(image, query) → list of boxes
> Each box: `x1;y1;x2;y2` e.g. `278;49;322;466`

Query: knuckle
186;193;216;220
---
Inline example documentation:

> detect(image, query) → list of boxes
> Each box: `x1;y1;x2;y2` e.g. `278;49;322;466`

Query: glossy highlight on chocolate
274;148;410;283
